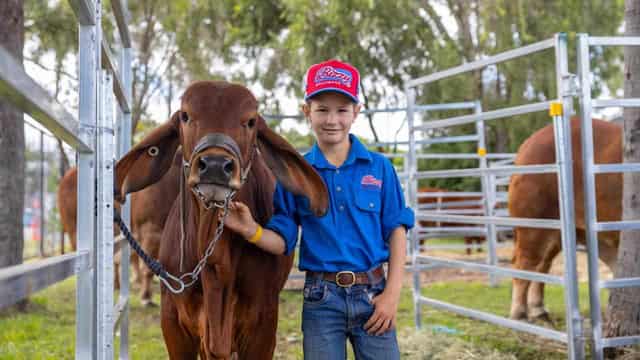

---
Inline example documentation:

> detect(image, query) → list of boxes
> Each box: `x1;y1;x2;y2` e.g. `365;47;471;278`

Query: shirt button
369;202;375;208
339;205;345;211
336;186;342;192
336;169;340;174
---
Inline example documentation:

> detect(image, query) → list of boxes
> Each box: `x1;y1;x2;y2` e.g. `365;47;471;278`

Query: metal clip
563;73;580;97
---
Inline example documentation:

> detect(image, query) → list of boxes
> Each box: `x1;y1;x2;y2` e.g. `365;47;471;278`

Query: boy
224;59;414;359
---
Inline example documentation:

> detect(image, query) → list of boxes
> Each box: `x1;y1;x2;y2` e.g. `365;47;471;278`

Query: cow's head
115;80;327;216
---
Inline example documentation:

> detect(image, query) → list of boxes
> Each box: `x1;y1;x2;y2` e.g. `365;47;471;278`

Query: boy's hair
304;59;360;103
304;92;358;108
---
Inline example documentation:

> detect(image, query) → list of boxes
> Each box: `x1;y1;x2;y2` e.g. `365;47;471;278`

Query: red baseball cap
304;59;360;103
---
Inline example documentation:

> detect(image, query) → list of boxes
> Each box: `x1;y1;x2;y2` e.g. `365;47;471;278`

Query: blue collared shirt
265;134;415;272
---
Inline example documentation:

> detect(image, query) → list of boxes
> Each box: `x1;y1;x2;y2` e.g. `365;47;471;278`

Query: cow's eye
247;118;256;128
180;111;189;122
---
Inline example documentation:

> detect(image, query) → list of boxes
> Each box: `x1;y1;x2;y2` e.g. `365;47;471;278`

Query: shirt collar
307;134;372;169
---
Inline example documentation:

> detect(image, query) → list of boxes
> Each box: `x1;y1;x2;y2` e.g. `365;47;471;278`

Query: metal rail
578;33;640;359
0;45;91;153
407;33;584;359
0;251;91;309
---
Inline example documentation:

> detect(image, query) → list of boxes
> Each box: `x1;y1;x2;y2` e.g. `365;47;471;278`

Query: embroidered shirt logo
361;174;382;189
314;66;353;87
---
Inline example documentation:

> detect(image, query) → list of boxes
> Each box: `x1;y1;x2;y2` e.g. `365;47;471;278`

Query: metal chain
160;189;234;294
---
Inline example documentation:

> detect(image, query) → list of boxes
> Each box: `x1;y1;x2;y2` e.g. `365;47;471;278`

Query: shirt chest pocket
355;191;381;213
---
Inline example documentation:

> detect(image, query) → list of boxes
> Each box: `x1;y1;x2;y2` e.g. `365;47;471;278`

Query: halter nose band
192;133;243;167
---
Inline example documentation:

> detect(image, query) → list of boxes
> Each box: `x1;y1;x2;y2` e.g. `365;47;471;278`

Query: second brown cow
57;153;180;306
508;118;621;321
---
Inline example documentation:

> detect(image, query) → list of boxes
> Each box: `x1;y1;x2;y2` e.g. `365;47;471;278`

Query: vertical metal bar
578;33;604;360
96;70;115;360
554;32;584;360
476;101;498;287
39;131;46;257
118;45;132;360
60;148;66;255
76;1;99;358
406;87;421;329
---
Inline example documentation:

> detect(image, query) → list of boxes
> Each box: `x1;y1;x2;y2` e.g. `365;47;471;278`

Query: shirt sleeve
264;182;300;255
380;157;415;242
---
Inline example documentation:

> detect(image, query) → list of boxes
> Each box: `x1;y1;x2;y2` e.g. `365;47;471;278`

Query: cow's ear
256;118;328;216
115;112;180;202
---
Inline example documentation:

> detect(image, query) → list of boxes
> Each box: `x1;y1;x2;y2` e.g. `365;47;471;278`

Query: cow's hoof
509;306;528;320
528;307;554;326
141;299;157;308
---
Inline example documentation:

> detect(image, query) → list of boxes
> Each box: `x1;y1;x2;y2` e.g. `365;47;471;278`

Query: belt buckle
336;271;356;287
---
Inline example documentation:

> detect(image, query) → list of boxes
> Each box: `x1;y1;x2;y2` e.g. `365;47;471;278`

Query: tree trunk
0;0;25;271
603;1;640;358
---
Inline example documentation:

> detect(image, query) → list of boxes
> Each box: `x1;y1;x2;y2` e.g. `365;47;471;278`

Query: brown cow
418;186;486;254
57;154;180;306
508;118;621;321
114;81;328;359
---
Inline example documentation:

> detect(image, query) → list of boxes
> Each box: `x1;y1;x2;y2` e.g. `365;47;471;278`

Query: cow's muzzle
185;133;253;209
198;154;235;186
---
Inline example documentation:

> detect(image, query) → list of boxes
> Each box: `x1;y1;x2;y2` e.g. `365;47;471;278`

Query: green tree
0;0;25;276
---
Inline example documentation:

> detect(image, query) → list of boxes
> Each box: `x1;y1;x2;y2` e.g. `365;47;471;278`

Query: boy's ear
301;102;311;118
353;103;362;117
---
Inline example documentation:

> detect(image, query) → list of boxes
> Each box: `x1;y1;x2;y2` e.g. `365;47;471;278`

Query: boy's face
302;92;360;147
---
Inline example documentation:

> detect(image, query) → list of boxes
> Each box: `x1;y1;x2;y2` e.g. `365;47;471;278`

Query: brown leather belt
307;266;385;287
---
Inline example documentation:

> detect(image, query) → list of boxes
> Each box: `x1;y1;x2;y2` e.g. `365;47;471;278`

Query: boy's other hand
363;289;400;336
222;201;258;240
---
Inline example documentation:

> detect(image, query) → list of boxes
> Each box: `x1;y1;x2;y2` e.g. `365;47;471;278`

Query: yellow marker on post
477;147;487;157
549;102;563;117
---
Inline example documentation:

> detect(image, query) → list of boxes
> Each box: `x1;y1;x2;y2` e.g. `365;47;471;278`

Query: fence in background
0;0;133;358
406;33;584;359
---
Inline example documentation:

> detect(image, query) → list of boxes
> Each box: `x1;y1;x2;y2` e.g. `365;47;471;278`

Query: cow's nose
198;155;235;184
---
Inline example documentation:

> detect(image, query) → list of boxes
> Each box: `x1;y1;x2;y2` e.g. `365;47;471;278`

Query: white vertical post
39;131;46;257
76;0;99;358
475;101;498;286
577;33;604;360
117;44;133;360
96;69;115;360
553;32;584;360
406;87;421;329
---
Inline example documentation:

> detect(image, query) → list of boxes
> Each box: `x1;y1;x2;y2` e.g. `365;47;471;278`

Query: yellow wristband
248;224;263;244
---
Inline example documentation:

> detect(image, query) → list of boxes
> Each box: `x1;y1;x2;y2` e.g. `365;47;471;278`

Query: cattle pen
0;0;135;358
406;32;640;360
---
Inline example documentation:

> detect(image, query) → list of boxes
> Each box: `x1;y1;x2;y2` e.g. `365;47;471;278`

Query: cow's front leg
160;291;199;360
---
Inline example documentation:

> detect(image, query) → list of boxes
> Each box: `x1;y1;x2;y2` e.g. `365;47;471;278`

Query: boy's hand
222;201;258;240
363;289;400;336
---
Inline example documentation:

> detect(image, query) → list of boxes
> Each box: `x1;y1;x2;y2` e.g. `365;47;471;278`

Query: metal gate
0;0;133;359
577;34;640;360
406;33;584;359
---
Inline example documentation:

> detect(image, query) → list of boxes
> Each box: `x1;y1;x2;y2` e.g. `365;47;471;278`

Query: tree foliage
24;0;626;190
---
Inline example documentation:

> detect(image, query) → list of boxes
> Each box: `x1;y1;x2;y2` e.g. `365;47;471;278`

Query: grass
0;273;610;359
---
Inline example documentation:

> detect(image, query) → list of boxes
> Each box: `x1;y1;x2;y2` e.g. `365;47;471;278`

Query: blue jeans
301;277;400;360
